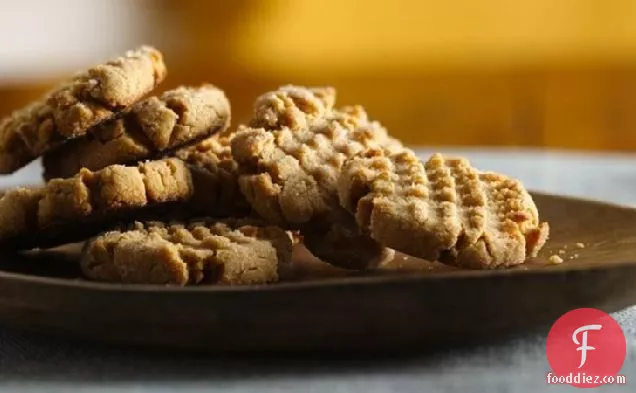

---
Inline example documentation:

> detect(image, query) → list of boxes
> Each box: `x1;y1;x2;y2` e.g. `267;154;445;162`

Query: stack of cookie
0;46;550;287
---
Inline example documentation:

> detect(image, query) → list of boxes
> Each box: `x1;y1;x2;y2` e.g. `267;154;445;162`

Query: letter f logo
572;324;603;368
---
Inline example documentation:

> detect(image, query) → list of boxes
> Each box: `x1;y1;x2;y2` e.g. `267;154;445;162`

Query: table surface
0;148;635;392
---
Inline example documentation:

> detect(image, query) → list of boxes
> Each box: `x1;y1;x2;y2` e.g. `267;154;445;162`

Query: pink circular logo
546;308;626;388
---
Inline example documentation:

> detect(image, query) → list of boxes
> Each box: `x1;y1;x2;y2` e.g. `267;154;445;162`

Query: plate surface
1;192;636;351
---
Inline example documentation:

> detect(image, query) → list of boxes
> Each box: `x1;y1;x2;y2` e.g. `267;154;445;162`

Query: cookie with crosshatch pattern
0;46;166;173
0;158;193;250
231;85;401;269
81;218;292;286
338;150;550;269
43;84;230;180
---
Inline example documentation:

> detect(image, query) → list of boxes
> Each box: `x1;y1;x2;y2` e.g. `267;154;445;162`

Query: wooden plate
1;192;636;351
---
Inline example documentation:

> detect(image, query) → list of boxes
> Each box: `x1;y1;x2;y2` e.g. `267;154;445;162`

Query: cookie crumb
575;242;585;249
549;255;564;264
573;253;579;259
558;249;566;255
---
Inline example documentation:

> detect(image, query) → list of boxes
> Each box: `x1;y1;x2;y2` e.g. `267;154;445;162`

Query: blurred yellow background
3;0;636;150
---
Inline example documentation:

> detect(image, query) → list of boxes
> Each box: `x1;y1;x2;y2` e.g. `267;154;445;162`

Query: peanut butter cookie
0;158;193;249
338;150;550;269
81;219;292;286
250;85;336;131
232;85;401;269
0;46;166;173
233;87;401;226
42;85;230;179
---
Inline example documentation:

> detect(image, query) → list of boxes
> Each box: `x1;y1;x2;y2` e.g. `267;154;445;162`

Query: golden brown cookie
232;87;401;227
49;46;167;137
42;85;230;180
338;150;550;269
0;46;166;174
81;219;292;286
250;84;336;131
232;85;401;269
0;158;193;250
